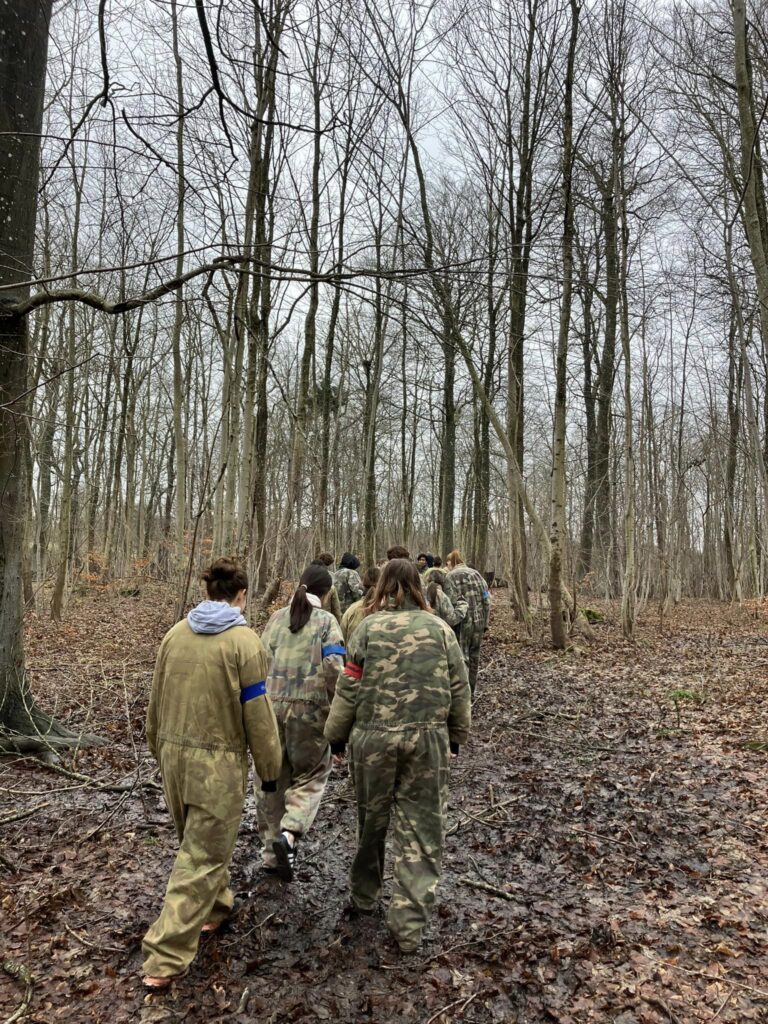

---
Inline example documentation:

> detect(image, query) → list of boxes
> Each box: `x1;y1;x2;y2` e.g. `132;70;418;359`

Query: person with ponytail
256;564;346;881
142;558;282;989
325;559;471;954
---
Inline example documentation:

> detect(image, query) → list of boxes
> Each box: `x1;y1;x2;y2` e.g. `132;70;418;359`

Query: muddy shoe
341;900;377;920
272;833;297;882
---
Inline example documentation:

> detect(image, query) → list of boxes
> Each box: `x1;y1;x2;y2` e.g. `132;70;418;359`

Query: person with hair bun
311;552;343;623
256;564;346;881
325;559;470;954
142;558;282;989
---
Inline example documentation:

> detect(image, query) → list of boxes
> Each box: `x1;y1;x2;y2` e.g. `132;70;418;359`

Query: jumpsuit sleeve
444;574;468;624
350;571;365;602
146;637;166;760
445;629;471;752
320;615;346;701
436;588;461;628
324;625;365;753
340;605;352;644
239;636;282;787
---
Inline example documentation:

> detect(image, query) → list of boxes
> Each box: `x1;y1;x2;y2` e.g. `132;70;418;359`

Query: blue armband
322;644;346;658
240;680;267;703
482;591;491;599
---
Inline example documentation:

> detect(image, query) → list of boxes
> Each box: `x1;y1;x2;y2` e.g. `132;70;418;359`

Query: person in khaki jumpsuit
142;558;282;989
325;559;471;953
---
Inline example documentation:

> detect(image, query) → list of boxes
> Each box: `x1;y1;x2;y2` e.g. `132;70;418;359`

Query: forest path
1;591;767;1022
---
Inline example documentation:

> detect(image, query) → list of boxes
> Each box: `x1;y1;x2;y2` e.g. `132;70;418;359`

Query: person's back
325;559;469;954
334;552;364;614
262;605;343;707
342;605;465;730
444;562;489;632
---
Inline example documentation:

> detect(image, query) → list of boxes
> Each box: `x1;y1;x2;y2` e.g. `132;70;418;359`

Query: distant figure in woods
142;558;282;989
256;564;345;881
444;549;491;695
311;552;342;623
334;552;365;614
325;559;471;953
340;565;380;643
416;552;433;574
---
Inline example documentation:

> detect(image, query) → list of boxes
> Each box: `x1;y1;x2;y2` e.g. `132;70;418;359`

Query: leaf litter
1;586;767;1022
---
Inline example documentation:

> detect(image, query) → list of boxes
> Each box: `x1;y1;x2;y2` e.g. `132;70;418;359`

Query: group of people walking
141;546;492;989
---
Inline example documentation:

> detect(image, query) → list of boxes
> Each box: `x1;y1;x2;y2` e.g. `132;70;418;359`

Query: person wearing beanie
142;558;282;989
334;552;365;614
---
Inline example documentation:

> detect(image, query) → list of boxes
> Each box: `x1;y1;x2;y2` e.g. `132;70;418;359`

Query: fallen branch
2;960;34;1024
640;951;768;1000
424;990;479;1024
63;922;122;955
0;801;50;826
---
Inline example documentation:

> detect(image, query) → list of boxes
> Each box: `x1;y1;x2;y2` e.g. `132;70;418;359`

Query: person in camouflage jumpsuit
334;551;365;614
312;553;343;623
142;558;282;988
256;564;345;879
340;566;380;643
424;570;462;628
444;549;491;695
325;559;470;953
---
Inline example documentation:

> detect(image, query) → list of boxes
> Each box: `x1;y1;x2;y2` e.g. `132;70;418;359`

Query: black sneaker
272;833;297;881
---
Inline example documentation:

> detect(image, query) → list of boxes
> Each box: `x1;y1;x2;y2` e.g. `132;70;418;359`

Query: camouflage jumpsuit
324;600;470;951
341;596;366;644
333;567;365;614
321;586;343;624
256;605;345;865
143;620;282;978
444;564;491;694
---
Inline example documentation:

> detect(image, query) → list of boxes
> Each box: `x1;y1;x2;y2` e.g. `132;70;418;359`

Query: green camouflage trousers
349;727;449;951
458;626;483;695
256;700;331;866
142;744;247;978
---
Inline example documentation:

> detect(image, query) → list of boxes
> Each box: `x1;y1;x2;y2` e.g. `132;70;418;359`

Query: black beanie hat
340;551;360;570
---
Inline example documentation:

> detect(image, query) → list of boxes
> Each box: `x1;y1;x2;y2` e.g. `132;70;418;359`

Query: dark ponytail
289;565;333;633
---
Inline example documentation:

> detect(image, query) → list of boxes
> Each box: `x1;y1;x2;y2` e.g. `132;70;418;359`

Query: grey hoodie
187;600;247;635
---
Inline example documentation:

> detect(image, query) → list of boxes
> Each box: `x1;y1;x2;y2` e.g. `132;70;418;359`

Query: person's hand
333;753;346;767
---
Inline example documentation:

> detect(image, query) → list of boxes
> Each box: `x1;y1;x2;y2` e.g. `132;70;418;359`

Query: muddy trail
2;588;768;1022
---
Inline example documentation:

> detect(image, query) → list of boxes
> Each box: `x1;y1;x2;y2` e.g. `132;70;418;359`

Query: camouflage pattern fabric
340;596;366;644
256;700;332;865
261;606;345;704
349;728;448;950
427;585;461;628
321;586;342;623
256;607;344;862
444;564;491;694
142;746;247;977
324;599;470;950
333;567;365;614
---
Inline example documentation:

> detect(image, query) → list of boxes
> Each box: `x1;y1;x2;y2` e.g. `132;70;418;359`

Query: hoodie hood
187;600;247;635
340;552;360;570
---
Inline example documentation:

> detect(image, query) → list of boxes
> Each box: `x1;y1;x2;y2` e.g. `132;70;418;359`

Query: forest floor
2;586;768;1023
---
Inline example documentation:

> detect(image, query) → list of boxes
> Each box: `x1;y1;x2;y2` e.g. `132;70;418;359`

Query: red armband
344;661;363;680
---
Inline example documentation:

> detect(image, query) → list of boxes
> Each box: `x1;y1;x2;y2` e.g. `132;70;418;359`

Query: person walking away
311;552;342;623
340;566;380;643
325;559;470;953
425;570;461;629
142;558;282;989
256;564;345;881
444;549;491;695
422;556;443;585
334;552;365;614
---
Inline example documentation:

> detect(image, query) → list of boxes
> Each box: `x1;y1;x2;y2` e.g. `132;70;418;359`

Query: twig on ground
568;826;638;849
459;877;517;902
711;990;733;1020
640;951;768;999
0;801;50;826
64;922;122;955
425;990;479;1024
642;995;680;1023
